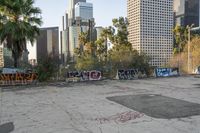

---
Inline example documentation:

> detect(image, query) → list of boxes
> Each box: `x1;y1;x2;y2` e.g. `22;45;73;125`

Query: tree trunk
12;51;18;68
14;56;18;68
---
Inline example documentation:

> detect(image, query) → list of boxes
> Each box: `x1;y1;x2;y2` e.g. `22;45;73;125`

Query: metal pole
178;37;180;73
188;27;191;73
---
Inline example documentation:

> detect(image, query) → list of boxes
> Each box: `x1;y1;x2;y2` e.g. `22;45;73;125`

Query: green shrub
35;56;59;82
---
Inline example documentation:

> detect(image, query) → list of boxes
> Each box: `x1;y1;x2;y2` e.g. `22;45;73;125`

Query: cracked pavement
0;76;200;133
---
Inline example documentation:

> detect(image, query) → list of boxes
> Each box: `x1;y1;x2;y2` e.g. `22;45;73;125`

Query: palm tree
0;0;42;67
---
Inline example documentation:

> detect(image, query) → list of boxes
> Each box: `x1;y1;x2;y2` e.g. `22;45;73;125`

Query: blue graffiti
155;68;179;77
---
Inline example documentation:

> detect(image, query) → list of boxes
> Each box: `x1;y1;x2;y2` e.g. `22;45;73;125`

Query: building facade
67;0;86;26
36;27;59;62
128;0;174;67
95;26;103;40
60;0;97;64
61;0;95;63
174;0;200;27
75;2;93;20
60;29;69;64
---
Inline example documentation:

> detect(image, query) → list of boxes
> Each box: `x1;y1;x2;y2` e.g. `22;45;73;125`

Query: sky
28;0;127;59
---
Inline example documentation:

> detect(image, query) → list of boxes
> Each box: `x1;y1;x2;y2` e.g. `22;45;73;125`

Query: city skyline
28;0;126;60
34;0;127;28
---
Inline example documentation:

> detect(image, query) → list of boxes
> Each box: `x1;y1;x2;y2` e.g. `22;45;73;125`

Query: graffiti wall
0;73;38;86
66;70;102;82
116;69;146;80
155;68;179;77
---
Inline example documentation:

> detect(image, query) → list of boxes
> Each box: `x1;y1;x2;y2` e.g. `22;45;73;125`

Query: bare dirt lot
1;76;200;133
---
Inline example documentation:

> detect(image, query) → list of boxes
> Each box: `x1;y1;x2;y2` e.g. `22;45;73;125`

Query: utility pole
187;26;191;74
178;33;181;74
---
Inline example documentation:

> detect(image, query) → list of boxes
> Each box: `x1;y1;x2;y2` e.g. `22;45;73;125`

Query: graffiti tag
116;69;146;80
0;73;38;86
155;68;179;77
66;70;102;82
95;111;144;124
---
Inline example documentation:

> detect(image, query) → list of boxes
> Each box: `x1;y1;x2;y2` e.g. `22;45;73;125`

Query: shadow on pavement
0;122;14;133
107;94;200;119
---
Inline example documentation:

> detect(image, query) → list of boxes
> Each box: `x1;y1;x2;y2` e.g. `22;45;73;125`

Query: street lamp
187;25;200;73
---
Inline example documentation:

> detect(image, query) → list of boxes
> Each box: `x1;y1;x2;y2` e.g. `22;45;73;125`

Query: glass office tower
75;2;93;20
174;0;200;27
68;0;86;26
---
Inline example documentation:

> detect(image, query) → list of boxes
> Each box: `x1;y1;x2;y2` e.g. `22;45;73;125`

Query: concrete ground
0;76;200;133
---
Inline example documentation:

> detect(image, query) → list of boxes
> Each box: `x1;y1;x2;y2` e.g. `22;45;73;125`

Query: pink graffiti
95;111;144;124
66;70;102;82
89;70;101;81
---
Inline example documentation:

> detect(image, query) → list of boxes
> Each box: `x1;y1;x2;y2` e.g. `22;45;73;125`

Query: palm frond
0;0;42;67
27;17;42;26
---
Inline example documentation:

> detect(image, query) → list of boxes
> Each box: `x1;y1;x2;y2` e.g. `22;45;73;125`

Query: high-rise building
60;30;69;64
94;26;112;50
73;1;94;43
65;0;94;62
60;0;97;64
128;0;174;67
60;13;71;65
36;27;59;62
67;0;86;26
95;26;103;40
174;0;200;27
68;25;92;56
75;2;93;20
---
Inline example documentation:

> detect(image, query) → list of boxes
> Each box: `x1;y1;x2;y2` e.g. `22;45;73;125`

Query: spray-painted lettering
0;73;38;86
66;70;102;82
155;68;179;77
116;69;146;80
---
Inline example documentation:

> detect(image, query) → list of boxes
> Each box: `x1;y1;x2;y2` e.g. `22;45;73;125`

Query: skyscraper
128;0;174;67
95;26;104;40
75;2;93;20
74;1;94;42
60;0;95;63
174;0;200;27
67;0;86;26
36;27;59;62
